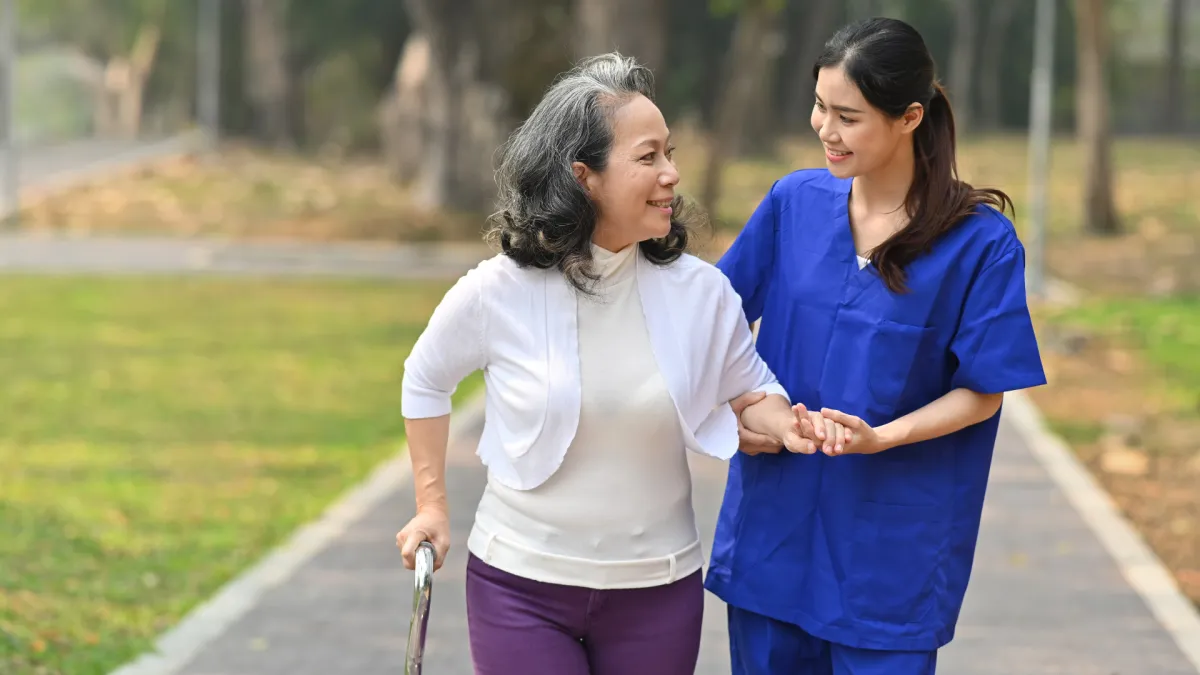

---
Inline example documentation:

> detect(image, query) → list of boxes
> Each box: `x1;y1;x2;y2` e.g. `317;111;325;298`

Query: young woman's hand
396;506;451;571
819;408;883;455
795;403;851;455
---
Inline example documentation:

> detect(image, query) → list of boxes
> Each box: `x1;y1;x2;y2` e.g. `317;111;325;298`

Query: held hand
731;390;784;456
819;408;882;456
788;403;851;455
396;506;451;571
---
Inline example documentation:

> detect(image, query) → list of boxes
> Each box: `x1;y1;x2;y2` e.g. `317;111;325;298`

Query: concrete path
0;233;493;280
137;397;1199;675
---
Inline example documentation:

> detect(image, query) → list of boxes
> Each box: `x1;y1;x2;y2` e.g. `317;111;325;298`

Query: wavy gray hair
486;52;697;293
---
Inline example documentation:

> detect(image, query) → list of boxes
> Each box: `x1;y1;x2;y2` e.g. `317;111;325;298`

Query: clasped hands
733;391;883;457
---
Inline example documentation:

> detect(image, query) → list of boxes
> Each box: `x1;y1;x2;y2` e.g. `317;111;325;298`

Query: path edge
1004;390;1200;672
106;390;488;675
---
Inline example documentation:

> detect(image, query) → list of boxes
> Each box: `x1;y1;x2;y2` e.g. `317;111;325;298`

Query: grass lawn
0;276;478;675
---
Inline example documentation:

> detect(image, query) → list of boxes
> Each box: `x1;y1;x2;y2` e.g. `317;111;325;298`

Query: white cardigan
400;248;788;491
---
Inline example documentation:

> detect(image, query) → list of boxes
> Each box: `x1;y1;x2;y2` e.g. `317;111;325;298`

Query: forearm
404;415;451;514
876;388;1003;451
740;393;795;442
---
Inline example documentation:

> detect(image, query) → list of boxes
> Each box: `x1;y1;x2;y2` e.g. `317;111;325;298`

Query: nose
660;162;680;187
816;119;838;146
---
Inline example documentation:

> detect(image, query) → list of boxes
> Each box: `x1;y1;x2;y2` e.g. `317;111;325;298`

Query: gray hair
486;52;694;293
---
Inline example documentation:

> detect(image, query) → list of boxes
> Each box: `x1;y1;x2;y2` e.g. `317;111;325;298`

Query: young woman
396;53;824;675
708;18;1048;675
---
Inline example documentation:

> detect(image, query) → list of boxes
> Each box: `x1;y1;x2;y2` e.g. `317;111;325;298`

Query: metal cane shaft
405;541;436;674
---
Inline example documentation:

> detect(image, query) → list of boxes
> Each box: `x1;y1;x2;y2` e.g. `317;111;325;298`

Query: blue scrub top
705;169;1047;652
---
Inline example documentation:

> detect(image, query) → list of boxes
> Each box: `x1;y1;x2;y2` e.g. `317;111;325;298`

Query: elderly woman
396;54;834;675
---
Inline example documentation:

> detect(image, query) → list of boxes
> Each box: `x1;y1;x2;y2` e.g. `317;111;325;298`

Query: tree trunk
95;22;162;139
782;0;838;133
243;0;293;149
1164;0;1187;132
574;0;667;74
701;0;786;221
379;0;513;212
947;0;978;134
1075;0;1120;235
978;0;1018;131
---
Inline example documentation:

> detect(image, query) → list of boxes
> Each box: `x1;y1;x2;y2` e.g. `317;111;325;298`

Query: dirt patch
17;146;484;243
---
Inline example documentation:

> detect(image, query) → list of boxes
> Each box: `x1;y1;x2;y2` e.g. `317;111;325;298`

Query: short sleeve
716;181;779;323
949;245;1047;394
713;275;789;405
400;266;488;418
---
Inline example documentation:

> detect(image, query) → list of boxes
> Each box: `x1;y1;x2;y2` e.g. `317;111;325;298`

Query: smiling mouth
648;199;673;208
826;148;851;157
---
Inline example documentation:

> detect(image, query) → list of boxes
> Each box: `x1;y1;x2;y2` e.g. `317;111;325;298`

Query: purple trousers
465;553;704;675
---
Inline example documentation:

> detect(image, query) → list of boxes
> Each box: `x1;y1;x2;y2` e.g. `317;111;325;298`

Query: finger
809;409;826;441
433;538;451;571
799;416;815;440
823;418;837;452
834;422;845;455
401;529;427;568
822;408;861;429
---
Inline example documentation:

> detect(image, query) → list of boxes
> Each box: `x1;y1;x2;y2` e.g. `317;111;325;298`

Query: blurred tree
380;0;516;211
1164;0;1187;132
778;0;838;134
1075;0;1121;235
946;0;978;133
701;0;787;220
976;0;1019;131
242;0;292;148
18;0;171;138
574;0;668;74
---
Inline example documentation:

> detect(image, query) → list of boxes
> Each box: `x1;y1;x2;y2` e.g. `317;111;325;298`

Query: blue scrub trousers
728;606;937;675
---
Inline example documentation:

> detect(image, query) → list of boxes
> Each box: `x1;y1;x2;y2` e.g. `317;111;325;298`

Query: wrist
416;499;449;517
874;421;906;452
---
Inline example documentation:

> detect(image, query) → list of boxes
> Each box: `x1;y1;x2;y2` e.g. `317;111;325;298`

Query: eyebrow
815;92;864;114
634;133;673;148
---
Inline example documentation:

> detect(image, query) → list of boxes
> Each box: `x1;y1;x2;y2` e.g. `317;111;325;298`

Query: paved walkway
0;233;492;280
157;402;1197;675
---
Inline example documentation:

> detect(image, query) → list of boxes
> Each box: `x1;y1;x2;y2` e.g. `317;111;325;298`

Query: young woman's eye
840;116;855;125
815;101;826;112
665;146;676;160
641;152;655;162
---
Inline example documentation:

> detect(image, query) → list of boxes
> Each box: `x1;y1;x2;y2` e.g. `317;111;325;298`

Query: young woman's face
810;65;920;179
576;94;679;251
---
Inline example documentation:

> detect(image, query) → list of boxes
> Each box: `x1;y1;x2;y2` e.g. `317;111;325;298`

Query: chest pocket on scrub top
865;319;935;417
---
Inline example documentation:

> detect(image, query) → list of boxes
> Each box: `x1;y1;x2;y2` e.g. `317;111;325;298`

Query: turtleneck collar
590;242;638;286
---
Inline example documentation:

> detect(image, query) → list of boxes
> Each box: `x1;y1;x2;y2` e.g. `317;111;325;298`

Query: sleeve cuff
756;382;790;403
400;386;455;419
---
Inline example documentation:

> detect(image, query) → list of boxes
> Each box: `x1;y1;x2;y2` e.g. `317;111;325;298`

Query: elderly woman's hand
730;391;784;455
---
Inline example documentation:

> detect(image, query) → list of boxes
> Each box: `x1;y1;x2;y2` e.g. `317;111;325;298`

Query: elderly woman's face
578;94;679;252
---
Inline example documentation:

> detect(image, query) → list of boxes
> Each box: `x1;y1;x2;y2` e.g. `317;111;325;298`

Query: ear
899;103;924;135
571;161;594;195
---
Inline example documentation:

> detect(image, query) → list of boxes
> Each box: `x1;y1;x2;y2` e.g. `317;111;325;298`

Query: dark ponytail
814;18;1013;294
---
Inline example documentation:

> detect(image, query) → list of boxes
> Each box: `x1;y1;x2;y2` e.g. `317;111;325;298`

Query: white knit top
466;242;702;589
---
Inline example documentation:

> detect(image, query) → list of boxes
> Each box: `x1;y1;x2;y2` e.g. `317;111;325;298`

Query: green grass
0;276;479;675
1045;295;1200;413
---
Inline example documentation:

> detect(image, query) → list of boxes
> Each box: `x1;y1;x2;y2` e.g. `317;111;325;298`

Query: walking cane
405;540;436;674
